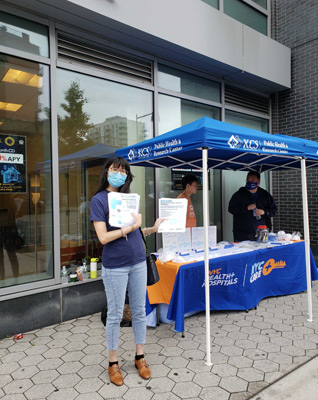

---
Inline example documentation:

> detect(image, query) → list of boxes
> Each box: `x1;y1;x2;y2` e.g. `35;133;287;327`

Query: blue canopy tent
116;117;316;365
36;143;116;173
117;117;306;170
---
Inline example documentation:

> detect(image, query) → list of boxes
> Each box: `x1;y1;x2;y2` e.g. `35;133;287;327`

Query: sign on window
0;134;26;193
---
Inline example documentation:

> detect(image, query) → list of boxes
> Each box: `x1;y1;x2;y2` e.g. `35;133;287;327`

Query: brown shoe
135;358;151;379
108;364;123;386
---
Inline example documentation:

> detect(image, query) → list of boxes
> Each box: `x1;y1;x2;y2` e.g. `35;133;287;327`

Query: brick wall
271;0;318;250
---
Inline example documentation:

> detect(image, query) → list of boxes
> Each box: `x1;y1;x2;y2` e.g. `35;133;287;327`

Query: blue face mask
108;172;127;188
246;181;258;191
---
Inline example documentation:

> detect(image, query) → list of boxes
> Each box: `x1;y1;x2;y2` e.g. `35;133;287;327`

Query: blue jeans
102;260;147;351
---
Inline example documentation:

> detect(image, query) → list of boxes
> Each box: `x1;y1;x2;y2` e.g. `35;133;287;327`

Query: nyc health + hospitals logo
202;268;238;287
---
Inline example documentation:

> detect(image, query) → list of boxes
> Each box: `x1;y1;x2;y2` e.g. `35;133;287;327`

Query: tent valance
116;117;311;172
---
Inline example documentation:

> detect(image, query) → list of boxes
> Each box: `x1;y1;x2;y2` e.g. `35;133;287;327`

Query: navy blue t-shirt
90;190;146;268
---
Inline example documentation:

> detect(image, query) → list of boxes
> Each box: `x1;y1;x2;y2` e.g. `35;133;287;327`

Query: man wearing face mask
228;171;277;242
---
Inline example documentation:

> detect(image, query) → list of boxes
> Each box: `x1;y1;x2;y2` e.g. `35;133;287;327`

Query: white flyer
177;228;192;254
162;232;179;253
191;226;217;251
158;198;187;232
192;227;204;251
162;228;192;254
108;192;140;227
208;226;217;248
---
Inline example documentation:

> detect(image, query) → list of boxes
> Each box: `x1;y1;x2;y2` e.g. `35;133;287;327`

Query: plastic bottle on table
82;261;89;280
90;258;99;279
253;208;261;220
61;266;68;284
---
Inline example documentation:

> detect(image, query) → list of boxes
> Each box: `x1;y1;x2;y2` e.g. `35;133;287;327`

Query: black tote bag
140;229;160;286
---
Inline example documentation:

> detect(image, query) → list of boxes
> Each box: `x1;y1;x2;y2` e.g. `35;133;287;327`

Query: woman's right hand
132;213;142;230
152;217;165;233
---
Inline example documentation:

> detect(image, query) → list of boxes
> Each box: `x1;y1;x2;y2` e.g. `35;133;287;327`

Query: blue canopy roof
275;134;318;165
116;117;317;172
59;143;116;162
37;143;116;172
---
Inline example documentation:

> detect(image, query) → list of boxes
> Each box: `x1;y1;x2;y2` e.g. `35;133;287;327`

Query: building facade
271;0;318;256
1;0;309;338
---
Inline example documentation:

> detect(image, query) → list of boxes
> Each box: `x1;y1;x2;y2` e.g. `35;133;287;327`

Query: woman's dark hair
94;157;133;195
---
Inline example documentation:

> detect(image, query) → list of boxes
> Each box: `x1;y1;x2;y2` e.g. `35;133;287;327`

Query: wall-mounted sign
171;168;210;191
0;134;26;193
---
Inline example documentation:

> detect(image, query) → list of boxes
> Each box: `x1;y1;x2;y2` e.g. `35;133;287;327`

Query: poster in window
0;134;26;193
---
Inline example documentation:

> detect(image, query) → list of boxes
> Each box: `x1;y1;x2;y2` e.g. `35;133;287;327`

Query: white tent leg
301;159;313;322
203;148;212;366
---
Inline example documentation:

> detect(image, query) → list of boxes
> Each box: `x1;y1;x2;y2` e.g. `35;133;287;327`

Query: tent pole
202;148;212;366
301;158;313;322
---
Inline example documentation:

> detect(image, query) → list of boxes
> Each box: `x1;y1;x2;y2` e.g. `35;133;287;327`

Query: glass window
201;0;219;9
158;95;220;135
251;0;267;10
0;11;49;58
224;0;267;35
225;110;269;131
158;94;222;241
223;110;269;242
57;69;155;271
0;54;52;289
158;65;221;103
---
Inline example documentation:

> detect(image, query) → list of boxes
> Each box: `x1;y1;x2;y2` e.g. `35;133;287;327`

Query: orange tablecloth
147;260;193;304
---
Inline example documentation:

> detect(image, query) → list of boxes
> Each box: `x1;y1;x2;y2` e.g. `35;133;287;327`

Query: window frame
0;4;272;299
218;0;271;36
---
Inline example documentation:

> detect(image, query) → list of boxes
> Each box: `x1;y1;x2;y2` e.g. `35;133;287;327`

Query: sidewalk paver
1;281;318;399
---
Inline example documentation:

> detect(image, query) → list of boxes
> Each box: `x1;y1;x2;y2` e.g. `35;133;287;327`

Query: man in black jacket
228;171;277;242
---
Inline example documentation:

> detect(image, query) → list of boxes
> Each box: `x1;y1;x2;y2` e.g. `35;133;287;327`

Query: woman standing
90;156;162;386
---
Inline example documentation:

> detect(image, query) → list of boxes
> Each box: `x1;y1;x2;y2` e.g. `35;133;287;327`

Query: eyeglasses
109;167;127;176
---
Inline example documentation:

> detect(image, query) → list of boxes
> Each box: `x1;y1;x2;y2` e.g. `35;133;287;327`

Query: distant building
88;116;146;148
